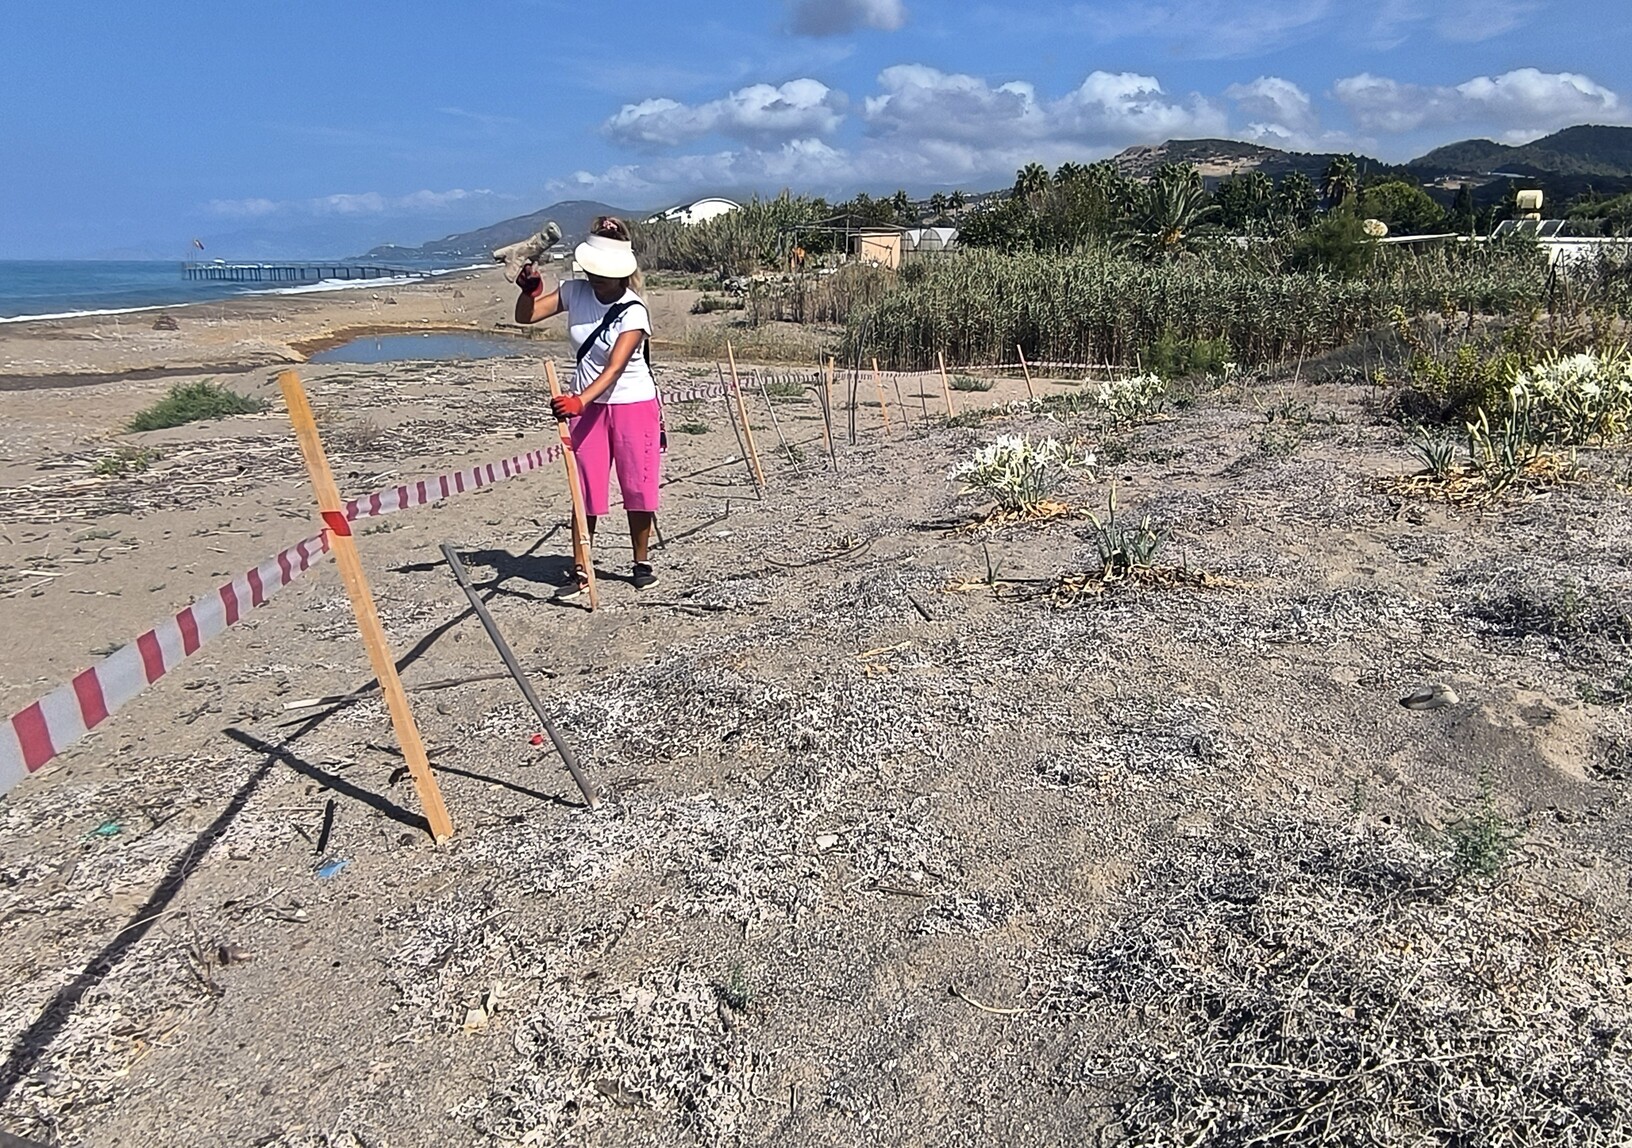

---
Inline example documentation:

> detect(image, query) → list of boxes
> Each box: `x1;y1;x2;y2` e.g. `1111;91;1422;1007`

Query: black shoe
631;562;658;590
555;568;589;600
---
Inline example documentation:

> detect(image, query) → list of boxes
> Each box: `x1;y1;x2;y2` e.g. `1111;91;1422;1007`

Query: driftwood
491;222;563;281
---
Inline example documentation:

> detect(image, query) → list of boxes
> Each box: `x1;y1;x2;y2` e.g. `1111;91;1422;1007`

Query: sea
0;259;478;323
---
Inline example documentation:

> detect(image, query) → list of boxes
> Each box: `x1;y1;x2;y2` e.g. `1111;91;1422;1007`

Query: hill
359;199;637;262
1408;125;1632;179
1111;138;1401;184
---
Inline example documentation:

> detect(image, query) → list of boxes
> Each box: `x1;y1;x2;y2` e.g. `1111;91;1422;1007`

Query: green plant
1142;332;1231;380
714;962;754;1013
1093;372;1167;423
955;434;1088;514
92;445;159;476
1282;210;1377;278
1254;392;1313;456
1508;347;1632;444
1400;341;1521;424
1447;772;1519;880
761;377;807;399
1464;397;1540;493
1408;425;1458;478
128;380;266;432
950;374;995;392
1085;485;1167;578
674;420;710;435
690;295;745;314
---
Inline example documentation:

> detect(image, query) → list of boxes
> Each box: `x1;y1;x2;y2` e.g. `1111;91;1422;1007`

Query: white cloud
863;65;1223;149
604;79;846;149
563;139;852;201
574;65;1227;202
864;65;1046;144
1334;68;1626;137
788;0;906;37
1226;77;1317;136
1054;71;1228;144
207;189;500;218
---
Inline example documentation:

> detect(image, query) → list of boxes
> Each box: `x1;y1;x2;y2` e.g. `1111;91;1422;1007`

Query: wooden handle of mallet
544;360;599;610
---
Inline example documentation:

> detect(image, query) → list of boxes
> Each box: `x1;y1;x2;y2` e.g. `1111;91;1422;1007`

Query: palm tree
1013;163;1049;201
1322;156;1358;210
1054;161;1086;185
1125;165;1218;258
948;189;966;211
1276;171;1318;225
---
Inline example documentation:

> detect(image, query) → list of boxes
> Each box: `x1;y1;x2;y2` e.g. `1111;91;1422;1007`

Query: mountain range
1114;125;1632;204
360;199;635;263
358;125;1632;261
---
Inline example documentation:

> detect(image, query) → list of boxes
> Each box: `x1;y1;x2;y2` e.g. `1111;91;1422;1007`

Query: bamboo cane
1016;345;1038;401
820;358;838;468
754;370;798;470
716;362;763;497
278;371;454;842
544;360;598;610
937;351;957;416
725;342;767;488
870;358;893;436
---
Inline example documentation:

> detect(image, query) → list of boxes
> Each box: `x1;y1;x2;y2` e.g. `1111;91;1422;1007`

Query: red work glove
516;262;543;298
551;394;584;420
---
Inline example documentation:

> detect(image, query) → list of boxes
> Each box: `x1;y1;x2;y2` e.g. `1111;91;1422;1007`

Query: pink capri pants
568;397;662;516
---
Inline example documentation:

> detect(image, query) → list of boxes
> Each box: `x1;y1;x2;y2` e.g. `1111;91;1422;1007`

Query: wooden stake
754;370;798;470
1016;345;1038;401
892;373;916;436
716;361;764;497
871;357;892;436
544;361;599;610
278;371;454;842
725;342;767;488
820;358;839;469
937;351;957;416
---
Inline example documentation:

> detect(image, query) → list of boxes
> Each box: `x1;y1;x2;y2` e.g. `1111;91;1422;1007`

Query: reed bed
845;244;1632;371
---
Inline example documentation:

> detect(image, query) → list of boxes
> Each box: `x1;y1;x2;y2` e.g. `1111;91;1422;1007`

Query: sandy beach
0;279;1628;1146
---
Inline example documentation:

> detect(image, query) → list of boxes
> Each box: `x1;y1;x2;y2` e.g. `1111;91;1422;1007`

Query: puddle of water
309;332;540;364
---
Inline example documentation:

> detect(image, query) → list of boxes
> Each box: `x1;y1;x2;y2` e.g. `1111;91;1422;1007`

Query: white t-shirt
560;279;655;404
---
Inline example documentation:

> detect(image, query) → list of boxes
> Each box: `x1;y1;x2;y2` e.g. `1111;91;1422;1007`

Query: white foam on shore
0;264;485;325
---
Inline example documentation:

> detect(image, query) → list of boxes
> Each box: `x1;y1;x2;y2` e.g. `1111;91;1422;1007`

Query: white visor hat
574;234;638;279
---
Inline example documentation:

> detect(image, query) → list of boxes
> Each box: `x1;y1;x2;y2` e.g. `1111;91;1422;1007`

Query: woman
514;217;659;596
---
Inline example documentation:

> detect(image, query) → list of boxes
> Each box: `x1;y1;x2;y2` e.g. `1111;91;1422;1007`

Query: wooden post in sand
754;370;798;470
1016;345;1038;401
278;370;454;842
544;360;599;610
871;358;893;436
937;351;957;417
725;343;767;488
716;362;764;498
820;359;839;469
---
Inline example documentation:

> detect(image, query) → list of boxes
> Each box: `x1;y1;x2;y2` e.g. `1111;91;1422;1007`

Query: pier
183;262;429;283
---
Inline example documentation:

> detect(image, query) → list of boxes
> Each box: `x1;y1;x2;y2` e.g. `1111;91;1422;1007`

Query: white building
647;197;742;226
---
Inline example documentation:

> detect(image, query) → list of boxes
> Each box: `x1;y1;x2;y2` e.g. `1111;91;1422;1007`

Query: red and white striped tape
0;531;331;798
339;445;561;524
0;440;583;799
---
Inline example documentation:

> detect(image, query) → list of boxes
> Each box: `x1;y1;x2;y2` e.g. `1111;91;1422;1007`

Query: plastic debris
315;858;350;879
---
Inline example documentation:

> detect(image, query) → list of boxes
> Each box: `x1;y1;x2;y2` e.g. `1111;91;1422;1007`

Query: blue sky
2;0;1628;259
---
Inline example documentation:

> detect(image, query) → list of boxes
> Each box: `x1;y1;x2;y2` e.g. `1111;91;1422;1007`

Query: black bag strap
575;300;642;365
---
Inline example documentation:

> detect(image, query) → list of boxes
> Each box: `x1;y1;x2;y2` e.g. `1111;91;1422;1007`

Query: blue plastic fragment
315;858;350;879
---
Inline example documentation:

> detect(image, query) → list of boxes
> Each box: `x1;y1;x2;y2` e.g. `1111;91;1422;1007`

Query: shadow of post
0;754;276;1107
